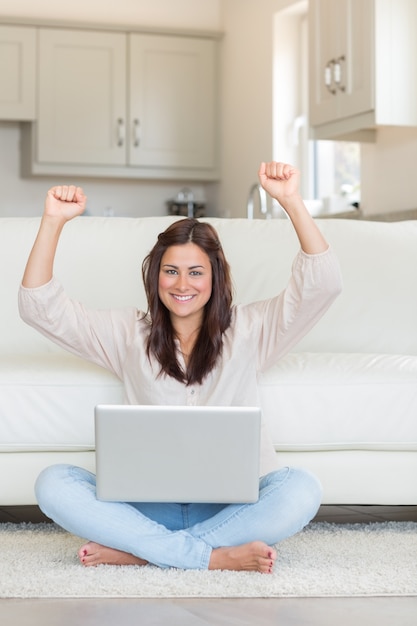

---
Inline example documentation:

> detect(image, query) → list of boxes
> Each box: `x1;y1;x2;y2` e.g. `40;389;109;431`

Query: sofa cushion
0;354;123;451
3;351;416;456
259;353;417;451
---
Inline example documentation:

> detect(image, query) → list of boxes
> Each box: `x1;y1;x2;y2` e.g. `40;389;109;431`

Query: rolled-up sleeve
240;246;342;371
18;277;138;378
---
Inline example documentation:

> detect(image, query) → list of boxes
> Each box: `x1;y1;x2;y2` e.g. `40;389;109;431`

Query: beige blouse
18;247;342;477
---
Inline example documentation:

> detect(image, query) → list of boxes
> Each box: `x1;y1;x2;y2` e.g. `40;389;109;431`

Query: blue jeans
35;464;322;569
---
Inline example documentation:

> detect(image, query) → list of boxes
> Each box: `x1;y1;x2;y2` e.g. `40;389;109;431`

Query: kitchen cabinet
25;27;218;180
0;25;36;120
129;34;216;170
309;0;417;140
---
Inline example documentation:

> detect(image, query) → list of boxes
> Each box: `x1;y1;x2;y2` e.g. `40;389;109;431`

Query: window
273;2;360;216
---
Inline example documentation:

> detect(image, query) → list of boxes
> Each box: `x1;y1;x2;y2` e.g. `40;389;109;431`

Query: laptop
94;404;261;504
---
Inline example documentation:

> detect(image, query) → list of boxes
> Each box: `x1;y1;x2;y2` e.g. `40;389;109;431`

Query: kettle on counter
166;187;206;218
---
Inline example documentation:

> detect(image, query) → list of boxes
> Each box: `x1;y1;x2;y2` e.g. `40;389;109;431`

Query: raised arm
258;161;328;254
22;185;87;288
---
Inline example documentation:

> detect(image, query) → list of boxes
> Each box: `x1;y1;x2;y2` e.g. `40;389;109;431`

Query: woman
19;161;342;573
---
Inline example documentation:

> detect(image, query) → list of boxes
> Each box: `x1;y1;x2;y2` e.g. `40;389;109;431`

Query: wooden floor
1;503;417;525
1;505;416;625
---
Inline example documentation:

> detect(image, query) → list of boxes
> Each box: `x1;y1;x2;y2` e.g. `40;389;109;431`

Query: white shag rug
1;521;416;598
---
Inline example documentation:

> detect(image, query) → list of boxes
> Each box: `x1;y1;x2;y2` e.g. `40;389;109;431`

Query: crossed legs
35;464;322;572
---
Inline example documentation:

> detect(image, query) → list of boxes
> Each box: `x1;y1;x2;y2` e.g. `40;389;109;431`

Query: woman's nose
176;273;189;291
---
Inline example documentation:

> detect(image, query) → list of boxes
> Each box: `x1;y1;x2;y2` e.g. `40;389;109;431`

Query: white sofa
1;215;417;506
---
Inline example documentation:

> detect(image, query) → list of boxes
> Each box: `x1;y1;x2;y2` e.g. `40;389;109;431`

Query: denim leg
186;466;322;547
35;464;212;569
35;464;321;570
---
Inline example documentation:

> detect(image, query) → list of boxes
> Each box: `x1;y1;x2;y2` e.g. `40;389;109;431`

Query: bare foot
78;542;148;567
209;541;277;573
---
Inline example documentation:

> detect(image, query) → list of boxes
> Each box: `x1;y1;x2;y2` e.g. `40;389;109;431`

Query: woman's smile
171;294;196;302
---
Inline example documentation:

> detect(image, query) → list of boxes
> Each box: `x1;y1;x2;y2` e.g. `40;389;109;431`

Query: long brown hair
142;218;233;385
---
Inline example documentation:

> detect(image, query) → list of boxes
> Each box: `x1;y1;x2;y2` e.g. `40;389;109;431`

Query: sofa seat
3;350;416;459
257;351;417;505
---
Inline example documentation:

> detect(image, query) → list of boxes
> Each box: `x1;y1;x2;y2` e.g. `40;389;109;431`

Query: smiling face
158;243;213;328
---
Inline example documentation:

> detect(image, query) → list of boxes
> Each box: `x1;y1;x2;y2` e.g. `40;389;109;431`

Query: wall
218;0;296;217
361;127;417;215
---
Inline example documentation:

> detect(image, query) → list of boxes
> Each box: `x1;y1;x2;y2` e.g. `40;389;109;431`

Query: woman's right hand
45;185;87;222
21;186;87;288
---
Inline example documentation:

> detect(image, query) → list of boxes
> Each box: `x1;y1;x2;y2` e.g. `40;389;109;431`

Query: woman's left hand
258;161;329;254
258;161;301;205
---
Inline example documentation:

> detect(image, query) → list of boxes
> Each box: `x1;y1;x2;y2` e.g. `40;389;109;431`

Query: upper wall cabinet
24;27;218;180
0;25;36;120
129;34;216;170
37;29;126;166
309;0;417;140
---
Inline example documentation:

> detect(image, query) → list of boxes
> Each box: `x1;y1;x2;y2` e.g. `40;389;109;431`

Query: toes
78;548;88;558
80;555;96;567
78;542;99;566
268;548;277;561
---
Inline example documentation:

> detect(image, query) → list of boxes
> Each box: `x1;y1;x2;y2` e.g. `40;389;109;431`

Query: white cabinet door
37;29;126;165
338;0;373;120
309;0;373;127
308;0;342;126
0;25;36;120
129;34;216;169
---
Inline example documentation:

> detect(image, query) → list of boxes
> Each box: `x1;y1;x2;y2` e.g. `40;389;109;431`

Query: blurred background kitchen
1;0;417;221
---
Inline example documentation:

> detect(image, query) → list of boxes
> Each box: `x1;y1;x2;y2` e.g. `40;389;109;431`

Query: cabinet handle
334;55;346;92
133;118;140;147
117;118;125;147
324;60;337;95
